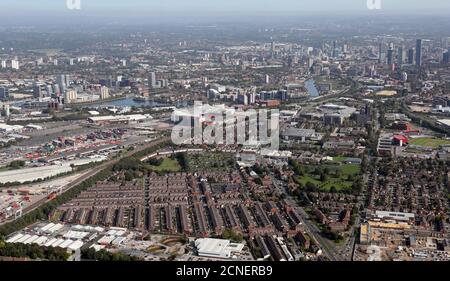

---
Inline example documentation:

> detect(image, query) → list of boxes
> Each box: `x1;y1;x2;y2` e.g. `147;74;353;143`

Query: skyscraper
64;89;77;104
100;86;110;100
407;49;414;64
415;39;423;66
387;48;394;66
397;47;404;66
11;60;19;70
0;87;9;101
444;50;450;64
33;83;42;99
149;72;157;89
332;40;337;58
378;43;384;64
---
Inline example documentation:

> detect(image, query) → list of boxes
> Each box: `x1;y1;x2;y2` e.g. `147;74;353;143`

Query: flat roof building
195;238;244;259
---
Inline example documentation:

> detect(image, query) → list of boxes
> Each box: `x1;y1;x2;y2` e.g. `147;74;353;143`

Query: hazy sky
1;0;449;26
2;0;450;14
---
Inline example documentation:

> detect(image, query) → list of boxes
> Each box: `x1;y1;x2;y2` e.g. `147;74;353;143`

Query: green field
148;158;181;172
409;137;450;148
297;164;360;192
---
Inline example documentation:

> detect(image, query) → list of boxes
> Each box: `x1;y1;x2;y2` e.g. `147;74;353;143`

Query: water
305;79;320;98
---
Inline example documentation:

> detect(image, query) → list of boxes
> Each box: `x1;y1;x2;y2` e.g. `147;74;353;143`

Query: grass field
409;137;450;148
297;164;360;192
148;158;181;172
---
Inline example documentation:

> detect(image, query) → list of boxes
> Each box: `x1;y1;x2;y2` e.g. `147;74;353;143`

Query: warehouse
87;114;151;124
195;238;244;259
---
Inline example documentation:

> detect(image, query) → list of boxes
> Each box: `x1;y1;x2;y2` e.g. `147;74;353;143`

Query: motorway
1;136;170;226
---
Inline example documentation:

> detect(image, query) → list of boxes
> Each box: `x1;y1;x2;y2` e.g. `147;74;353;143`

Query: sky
1;0;450;25
1;0;450;13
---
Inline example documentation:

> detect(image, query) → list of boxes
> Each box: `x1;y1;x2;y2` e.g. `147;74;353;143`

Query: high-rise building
64;89;77;104
69;58;74;66
378;43;384;63
0;87;9;101
57;74;67;93
65;75;71;87
11;60;19;70
1;60;7;68
443;50;450;64
149;72;157;89
33;83;42;99
387;48;394;66
415;39;423;66
4;104;10;117
271;41;275;58
53;84;61;96
100;86;110;100
247;92;256;104
265;74;270;84
332;40;337;58
397;47;404;66
407;49;414;64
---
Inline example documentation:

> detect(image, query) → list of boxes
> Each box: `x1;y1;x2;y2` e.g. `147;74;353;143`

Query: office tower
407;49;414;64
33;83;42;99
69;58;74;65
121;59;127;67
100;86;110;100
397;47;404;66
387;50;393;66
444;51;450;64
1;60;6;68
415;39;423;66
11;60;19;70
0;87;9;101
265;74;270;84
332;40;337;58
53;59;58;66
378;43;384;63
149;72;157;88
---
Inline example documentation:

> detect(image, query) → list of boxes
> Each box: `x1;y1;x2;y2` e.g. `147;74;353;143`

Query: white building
11;60;19;70
64;89;78;104
100;86;110;100
195;238;244;259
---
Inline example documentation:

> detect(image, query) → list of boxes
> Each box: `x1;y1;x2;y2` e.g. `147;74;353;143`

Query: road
268;172;342;261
